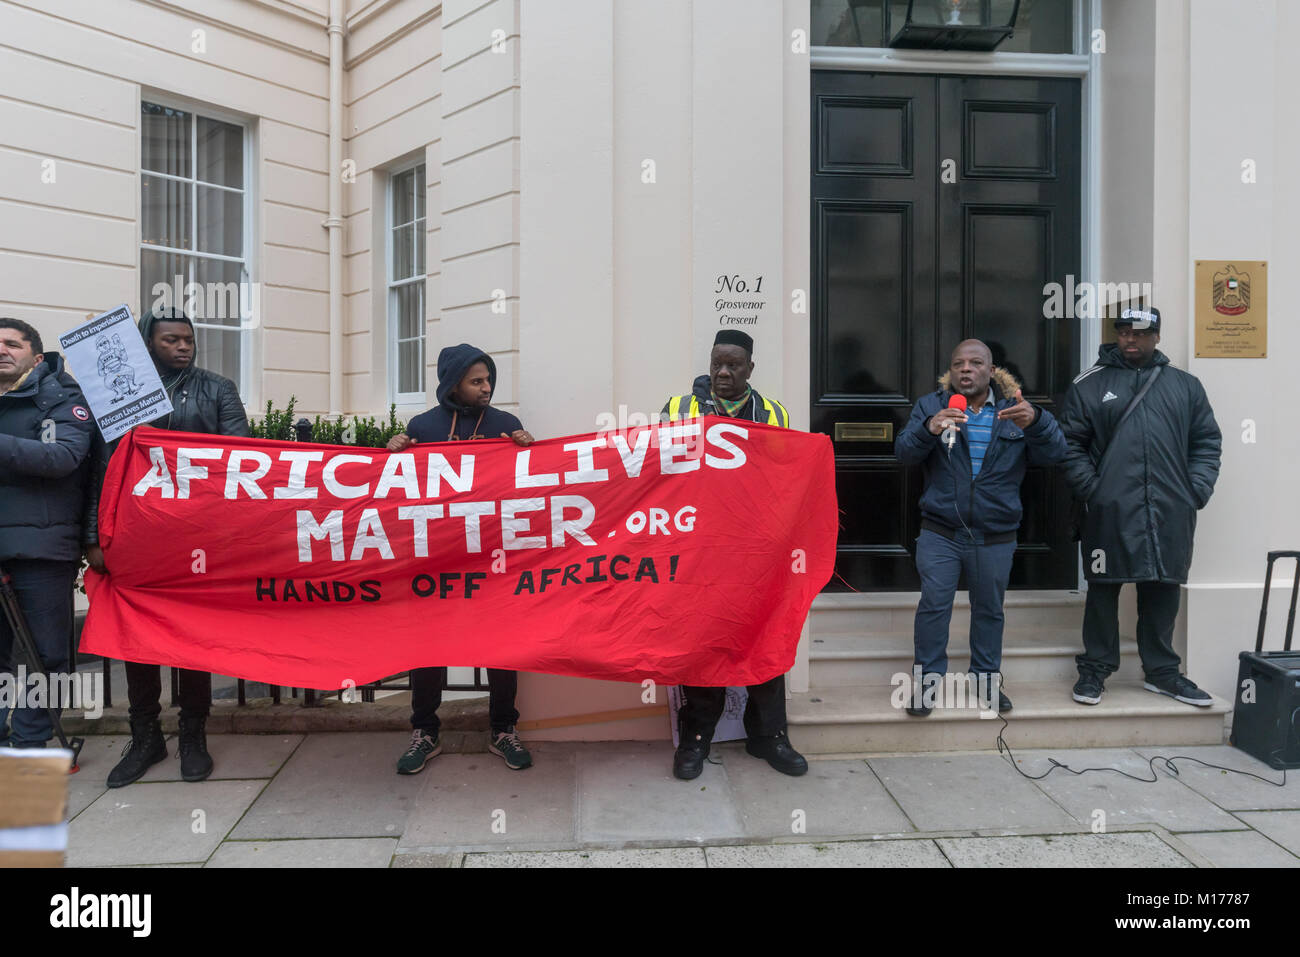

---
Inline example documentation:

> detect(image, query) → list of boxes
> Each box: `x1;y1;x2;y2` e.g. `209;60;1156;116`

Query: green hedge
248;396;407;448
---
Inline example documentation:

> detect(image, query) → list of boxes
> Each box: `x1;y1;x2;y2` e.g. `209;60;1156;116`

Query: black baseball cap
1114;306;1160;332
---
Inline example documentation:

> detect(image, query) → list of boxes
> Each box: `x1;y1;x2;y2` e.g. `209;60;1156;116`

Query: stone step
786;680;1230;755
811;590;1086;635
808;629;1143;686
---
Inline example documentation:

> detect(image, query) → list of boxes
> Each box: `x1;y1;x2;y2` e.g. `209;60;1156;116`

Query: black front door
811;71;1081;590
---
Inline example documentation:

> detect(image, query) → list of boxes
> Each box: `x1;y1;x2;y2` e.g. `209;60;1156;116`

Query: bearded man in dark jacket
86;308;250;786
0;318;95;749
1059;307;1221;708
385;343;536;775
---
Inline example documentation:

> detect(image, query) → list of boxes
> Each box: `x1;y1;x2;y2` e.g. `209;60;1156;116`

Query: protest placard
59;304;172;442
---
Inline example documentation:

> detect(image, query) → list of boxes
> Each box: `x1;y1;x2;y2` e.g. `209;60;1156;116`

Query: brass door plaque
834;422;892;442
1195;260;1266;358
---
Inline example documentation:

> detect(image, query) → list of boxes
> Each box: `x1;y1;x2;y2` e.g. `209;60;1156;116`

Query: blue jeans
0;559;78;747
913;529;1016;678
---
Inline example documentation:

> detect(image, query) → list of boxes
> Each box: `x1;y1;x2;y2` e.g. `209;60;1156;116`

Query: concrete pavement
60;733;1300;867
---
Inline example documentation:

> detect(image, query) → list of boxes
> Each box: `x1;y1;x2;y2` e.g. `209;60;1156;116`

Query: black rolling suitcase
1230;550;1300;770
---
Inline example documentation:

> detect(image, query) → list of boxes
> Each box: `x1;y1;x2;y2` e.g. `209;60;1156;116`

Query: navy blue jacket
404;343;522;443
894;378;1068;535
0;353;95;562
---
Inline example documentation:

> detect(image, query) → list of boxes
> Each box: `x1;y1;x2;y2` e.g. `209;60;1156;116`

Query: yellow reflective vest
665;392;790;429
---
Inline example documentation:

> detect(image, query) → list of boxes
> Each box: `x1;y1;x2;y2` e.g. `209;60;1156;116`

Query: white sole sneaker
1072;689;1103;705
1142;682;1213;707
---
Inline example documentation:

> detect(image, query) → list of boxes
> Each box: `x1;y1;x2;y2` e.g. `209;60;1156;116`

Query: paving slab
705;839;949;867
576;745;745;843
67;735;127;818
391;851;464;868
70;733;301;789
399;751;577;850
1232;811;1300;856
1176;830;1300;868
465;847;707;867
1014;747;1243;832
867;753;1079;832
721;751;913;837
1132;745;1300;810
67;780;264;866
936;831;1193;867
206;838;397;867
229;732;419;840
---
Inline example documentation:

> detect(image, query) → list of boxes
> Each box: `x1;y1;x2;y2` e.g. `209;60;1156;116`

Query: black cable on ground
992;681;1289;787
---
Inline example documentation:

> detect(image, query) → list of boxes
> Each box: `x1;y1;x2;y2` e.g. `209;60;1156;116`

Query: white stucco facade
1;0;1295;733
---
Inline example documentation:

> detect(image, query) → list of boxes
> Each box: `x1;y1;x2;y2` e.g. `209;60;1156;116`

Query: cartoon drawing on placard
96;334;141;403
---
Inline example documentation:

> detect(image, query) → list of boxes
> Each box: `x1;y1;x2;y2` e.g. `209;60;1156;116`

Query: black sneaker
106;719;167;788
1072;672;1105;705
396;729;441;775
905;697;933;717
1144;674;1213;708
745;731;808;776
489;727;533;770
973;675;1011;714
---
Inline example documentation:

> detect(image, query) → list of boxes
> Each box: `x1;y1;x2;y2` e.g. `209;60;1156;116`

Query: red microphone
943;394;967;450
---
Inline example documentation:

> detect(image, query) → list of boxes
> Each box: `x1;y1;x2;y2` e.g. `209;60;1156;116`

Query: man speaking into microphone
894;340;1067;715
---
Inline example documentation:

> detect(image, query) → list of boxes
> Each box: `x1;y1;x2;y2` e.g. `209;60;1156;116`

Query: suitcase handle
1256;551;1300;653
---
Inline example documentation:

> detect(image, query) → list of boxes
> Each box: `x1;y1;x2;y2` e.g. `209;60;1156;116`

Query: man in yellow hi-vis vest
659;329;806;780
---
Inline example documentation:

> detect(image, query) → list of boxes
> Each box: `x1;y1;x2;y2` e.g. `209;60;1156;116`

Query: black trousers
680;674;787;744
1078;581;1182;681
410;666;519;736
126;661;211;723
0;559;77;746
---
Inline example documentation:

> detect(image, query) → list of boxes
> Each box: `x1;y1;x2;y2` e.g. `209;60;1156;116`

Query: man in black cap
660;329;803;779
1059;307;1222;708
85;308;249;786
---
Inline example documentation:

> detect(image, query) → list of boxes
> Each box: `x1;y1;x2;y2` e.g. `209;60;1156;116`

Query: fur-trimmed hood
937;366;1021;400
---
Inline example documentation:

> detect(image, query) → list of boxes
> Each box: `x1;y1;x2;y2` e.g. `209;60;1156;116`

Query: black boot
177;715;213;782
745;730;809;776
106;719;167;788
673;731;710;780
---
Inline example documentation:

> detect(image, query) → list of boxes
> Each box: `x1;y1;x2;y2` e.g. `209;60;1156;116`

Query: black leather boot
673;731;710;780
177;715;213;782
745;730;808;776
106;719;167;788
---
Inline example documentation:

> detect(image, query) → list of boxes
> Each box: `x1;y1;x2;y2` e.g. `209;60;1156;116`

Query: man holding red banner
385;343;535;774
661;329;807;780
81;347;839;743
86;308;249;787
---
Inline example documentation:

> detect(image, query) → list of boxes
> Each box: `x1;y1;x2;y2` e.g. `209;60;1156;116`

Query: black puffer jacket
0;353;95;562
1059;345;1222;583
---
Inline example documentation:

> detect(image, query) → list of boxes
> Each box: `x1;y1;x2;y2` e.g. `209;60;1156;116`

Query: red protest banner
81;419;838;689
